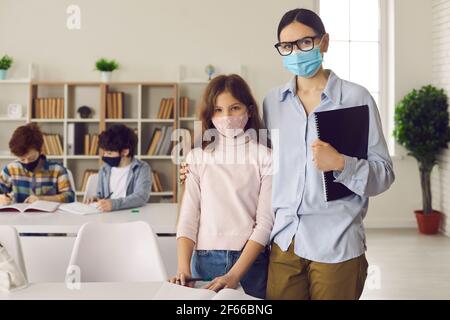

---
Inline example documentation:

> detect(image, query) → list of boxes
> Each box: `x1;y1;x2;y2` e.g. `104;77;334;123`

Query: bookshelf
0;80;30;170
0;81;180;203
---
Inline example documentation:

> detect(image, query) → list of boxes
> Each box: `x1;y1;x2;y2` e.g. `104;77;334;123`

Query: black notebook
314;105;369;201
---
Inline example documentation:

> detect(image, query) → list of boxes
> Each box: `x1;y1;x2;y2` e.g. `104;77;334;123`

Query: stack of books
106;92;125;119
83;134;99;156
42;134;63;156
151;171;164;192
146;126;173;156
34;98;64;119
156;98;174;119
179;96;190;117
80;170;98;192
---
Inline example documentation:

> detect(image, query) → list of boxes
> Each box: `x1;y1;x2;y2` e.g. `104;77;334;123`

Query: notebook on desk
59;202;101;215
0;200;60;213
314;105;369;202
152;282;260;300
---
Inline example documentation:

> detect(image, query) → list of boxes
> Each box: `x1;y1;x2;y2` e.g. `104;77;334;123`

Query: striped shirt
0;156;75;203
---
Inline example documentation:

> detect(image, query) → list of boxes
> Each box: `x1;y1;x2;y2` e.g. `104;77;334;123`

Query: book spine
314;114;329;202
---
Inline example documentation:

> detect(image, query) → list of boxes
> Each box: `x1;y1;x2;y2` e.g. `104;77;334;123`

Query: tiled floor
361;229;450;300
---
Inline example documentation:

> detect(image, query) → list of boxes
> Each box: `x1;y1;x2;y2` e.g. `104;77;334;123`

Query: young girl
170;74;274;299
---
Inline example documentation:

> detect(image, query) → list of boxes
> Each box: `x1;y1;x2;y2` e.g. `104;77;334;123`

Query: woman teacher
263;8;395;300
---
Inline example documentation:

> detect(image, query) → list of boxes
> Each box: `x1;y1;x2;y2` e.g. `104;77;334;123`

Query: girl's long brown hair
197;74;269;149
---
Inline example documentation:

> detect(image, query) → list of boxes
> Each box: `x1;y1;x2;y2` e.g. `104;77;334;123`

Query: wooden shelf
0;155;15;160
67;118;100;123
140;119;175;123
0;117;27;122
139;155;172;160
67;155;99;160
105;118;139;123
0;79;31;84
31;119;65;123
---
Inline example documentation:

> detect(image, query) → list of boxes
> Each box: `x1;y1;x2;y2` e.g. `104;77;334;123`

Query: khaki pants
266;241;368;300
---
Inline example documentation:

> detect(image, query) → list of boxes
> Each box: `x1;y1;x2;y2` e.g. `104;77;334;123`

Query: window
319;0;393;152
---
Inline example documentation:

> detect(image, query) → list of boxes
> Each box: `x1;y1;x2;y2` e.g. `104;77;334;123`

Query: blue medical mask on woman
283;46;323;78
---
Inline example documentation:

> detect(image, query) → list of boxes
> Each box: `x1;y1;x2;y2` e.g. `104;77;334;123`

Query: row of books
106;92;125;119
34;98;64;119
151;171;164;192
179;96;190;117
42;134;63;156
80;170;98;192
84;134;99;156
146;126;173;156
156;98;174;119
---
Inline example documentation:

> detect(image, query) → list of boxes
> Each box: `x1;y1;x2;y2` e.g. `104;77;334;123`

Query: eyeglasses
274;35;323;56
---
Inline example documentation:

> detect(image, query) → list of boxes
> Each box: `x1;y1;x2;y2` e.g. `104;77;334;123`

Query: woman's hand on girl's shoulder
179;162;190;184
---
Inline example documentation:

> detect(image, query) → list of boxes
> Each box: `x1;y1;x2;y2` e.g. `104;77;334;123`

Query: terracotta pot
414;210;442;235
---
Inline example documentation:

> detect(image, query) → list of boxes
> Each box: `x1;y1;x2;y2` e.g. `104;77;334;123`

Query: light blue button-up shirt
263;69;395;263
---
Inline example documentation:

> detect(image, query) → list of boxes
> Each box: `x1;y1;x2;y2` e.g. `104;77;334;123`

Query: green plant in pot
394;85;450;234
95;58;119;82
0;55;13;80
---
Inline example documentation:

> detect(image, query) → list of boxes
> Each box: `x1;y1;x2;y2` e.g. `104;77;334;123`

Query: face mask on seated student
88;124;151;212
0;123;75;206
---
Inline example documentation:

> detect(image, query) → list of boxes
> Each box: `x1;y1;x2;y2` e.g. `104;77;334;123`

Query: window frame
317;0;395;155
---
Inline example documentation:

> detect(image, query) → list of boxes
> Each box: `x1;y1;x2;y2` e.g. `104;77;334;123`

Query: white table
0;203;179;282
0;282;164;300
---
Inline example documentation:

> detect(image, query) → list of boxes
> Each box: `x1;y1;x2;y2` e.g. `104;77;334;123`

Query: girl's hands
179;163;190;184
202;272;240;292
311;139;345;172
168;271;195;288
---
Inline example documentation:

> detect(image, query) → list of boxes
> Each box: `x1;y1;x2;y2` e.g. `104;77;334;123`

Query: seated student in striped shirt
0;123;75;205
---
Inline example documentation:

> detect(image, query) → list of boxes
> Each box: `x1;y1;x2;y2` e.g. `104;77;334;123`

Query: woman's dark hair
99;124;137;157
198;74;269;149
277;8;326;41
9;123;44;156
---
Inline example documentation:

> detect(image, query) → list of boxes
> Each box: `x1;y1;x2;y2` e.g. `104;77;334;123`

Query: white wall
0;0;438;229
364;0;432;228
0;0;314;102
431;0;450;236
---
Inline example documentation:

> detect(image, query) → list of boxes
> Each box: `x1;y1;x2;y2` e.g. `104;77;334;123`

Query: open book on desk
0;200;60;213
152;282;260;300
59;202;102;215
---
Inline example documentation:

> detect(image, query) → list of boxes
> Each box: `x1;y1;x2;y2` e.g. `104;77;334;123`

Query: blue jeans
191;247;270;299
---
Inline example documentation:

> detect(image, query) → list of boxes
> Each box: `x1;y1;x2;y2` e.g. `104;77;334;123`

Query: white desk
0;203;179;282
0;282;163;300
0;282;255;300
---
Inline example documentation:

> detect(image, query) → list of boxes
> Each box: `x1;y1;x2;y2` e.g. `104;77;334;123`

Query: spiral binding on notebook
314;114;329;202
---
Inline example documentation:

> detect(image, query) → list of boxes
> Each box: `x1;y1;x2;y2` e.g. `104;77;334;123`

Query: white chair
67;221;167;282
82;173;98;203
0;226;28;280
66;169;76;194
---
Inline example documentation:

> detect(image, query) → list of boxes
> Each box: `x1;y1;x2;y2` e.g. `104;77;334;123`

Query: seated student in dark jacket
85;124;151;212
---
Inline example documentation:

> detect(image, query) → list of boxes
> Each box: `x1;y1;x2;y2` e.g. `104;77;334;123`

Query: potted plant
394;85;450;234
0;55;13;80
95;58;119;82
